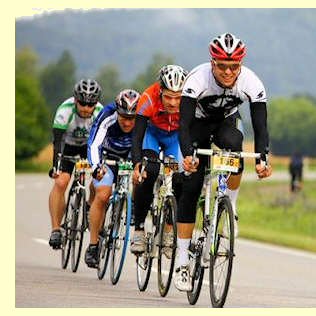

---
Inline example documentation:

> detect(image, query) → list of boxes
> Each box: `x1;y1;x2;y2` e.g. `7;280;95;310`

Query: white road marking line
33;238;48;245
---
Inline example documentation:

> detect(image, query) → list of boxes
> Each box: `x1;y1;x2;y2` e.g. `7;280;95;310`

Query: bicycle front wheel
209;196;235;308
157;195;177;297
110;193;132;285
61;186;75;269
97;202;113;280
70;191;86;273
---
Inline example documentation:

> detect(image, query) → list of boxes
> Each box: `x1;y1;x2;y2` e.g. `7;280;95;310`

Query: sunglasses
78;100;96;108
213;60;241;72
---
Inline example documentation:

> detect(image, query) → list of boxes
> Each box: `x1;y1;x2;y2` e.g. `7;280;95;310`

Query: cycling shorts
61;144;87;175
142;124;183;168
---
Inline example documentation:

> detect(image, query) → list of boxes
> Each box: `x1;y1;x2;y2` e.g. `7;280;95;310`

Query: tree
40;50;76;113
130;53;175;93
95;64;125;105
268;97;316;156
16;47;50;161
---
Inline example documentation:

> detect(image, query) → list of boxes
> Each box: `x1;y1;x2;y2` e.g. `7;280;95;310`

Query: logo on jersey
185;88;195;95
256;91;264;99
73;127;88;139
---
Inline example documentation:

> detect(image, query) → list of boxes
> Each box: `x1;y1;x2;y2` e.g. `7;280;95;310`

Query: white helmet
159;65;188;92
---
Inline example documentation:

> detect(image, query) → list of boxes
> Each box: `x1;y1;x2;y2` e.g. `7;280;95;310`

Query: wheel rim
210;201;234;306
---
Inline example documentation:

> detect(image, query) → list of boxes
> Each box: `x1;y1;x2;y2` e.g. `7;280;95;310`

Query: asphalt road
15;174;316;308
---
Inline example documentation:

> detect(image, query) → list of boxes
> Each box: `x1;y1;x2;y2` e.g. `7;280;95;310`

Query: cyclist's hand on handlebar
183;156;199;173
133;162;147;185
255;163;272;179
92;166;107;181
48;167;59;179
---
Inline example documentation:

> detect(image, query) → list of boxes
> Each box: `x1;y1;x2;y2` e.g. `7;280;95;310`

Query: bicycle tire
157;195;177;297
187;238;205;305
97;202;113;280
136;251;153;291
70;191;86;273
110;193;132;285
209;196;234;308
61;186;75;269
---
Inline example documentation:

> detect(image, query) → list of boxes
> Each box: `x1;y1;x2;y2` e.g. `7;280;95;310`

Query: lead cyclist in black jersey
174;33;272;291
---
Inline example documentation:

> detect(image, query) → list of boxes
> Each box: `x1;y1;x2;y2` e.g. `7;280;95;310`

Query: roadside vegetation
239;180;316;252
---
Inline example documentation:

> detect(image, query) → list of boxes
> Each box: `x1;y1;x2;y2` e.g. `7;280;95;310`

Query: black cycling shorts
60;144;87;175
177;113;244;223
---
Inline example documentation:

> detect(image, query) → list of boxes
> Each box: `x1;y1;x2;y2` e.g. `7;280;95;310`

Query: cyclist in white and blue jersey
84;89;140;268
48;79;103;250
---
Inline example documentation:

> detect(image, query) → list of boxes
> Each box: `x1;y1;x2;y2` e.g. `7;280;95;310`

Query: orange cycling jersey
136;82;179;132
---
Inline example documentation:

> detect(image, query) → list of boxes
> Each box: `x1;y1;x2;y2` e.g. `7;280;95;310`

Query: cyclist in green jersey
48;79;103;249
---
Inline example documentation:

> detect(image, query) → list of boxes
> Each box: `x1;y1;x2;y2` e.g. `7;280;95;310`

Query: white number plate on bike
118;170;130;176
212;156;240;172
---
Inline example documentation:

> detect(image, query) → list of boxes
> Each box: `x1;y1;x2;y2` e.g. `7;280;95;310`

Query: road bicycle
136;151;178;297
97;154;133;285
186;146;262;307
58;154;91;273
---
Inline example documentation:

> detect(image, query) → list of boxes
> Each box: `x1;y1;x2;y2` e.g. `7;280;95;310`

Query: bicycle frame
154;153;176;219
197;148;261;264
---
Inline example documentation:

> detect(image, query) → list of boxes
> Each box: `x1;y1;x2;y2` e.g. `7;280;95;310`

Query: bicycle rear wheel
61;186;75;269
136;249;153;291
70;191;86;273
157;196;177;297
209;196;234;308
110;193;132;285
97;202;113;280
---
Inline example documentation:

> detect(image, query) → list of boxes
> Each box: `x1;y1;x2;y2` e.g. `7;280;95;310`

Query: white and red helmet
115;89;140;116
209;33;246;61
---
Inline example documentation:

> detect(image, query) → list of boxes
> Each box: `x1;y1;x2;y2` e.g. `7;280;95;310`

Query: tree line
15;46;316;164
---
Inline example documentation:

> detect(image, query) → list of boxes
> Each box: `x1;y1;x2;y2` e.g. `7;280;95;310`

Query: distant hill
16;8;316;97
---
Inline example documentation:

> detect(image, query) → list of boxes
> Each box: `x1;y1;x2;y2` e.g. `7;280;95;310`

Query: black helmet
115;89;140;116
73;79;102;104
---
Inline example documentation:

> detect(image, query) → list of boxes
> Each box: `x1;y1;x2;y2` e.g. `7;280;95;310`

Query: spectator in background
289;152;303;192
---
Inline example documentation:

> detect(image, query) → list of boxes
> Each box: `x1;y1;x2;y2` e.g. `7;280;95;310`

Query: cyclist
84;89;140;268
48;79;103;249
130;65;188;255
175;33;272;291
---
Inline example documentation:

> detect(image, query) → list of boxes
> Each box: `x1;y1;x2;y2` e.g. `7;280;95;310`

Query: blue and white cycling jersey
87;102;133;172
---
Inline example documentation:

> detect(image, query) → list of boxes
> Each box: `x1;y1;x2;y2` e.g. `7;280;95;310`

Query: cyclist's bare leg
49;172;71;231
227;173;242;190
177;223;195;239
89;185;112;244
227;173;242;212
88;181;95;205
164;224;173;233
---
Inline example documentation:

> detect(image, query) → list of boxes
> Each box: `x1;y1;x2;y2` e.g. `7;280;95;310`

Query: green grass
238;180;316;252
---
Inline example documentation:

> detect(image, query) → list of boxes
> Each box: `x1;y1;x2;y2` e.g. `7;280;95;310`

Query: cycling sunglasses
78;100;97;108
213;60;241;72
